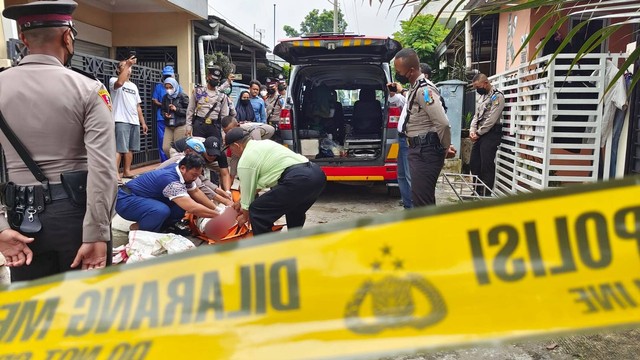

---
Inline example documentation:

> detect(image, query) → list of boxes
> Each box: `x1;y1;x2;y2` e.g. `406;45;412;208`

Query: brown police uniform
0;1;117;281
186;77;236;140
470;87;505;195
402;74;451;207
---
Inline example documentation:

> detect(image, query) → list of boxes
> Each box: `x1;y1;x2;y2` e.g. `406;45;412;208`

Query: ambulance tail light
280;108;292;130
387;107;400;129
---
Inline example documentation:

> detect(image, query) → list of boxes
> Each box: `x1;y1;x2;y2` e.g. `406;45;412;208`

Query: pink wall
496;9;533;72
494;4;635;73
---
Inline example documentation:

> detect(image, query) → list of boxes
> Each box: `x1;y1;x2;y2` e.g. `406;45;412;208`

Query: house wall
0;0;9;67
495;4;635;73
112;12;195;90
496;9;532;73
2;0;196;89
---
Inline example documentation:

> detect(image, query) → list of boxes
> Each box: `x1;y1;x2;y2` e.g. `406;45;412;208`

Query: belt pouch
61;170;88;207
19;186;42;234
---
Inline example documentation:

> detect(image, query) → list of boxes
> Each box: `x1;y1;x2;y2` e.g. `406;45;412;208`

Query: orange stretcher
185;190;284;244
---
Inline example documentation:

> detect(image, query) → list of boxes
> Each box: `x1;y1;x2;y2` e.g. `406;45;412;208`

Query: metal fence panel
490;53;628;195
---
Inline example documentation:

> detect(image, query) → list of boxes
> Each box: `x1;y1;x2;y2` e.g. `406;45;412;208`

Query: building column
0;0;19;68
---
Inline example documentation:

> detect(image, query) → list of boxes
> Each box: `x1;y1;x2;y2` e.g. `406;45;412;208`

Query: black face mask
267;88;276;95
208;78;220;88
395;69;412;84
476;88;488;96
240;99;250;105
278;84;286;92
63;30;75;68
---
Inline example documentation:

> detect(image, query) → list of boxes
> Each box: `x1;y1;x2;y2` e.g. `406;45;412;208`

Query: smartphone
387;84;398;92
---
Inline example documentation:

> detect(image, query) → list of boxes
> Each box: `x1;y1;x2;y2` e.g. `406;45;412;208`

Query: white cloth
388;93;406;109
109;77;142;125
592;60;627;144
398;103;408;134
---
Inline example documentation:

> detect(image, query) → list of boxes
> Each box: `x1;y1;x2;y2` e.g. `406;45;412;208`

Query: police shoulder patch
98;86;112;111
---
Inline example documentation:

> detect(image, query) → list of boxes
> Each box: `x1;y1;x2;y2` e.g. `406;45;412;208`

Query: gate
70;53;163;166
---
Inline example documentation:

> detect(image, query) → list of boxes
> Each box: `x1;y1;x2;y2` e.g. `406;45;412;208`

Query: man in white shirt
110;57;148;183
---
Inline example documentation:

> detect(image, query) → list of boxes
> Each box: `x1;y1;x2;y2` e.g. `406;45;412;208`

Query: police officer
469;73;505;196
393;48;455;207
0;1;117;280
186;64;236;140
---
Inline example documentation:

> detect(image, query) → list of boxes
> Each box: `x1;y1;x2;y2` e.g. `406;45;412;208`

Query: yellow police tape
2;178;640;359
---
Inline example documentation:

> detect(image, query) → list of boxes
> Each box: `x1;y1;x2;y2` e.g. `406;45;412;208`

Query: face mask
260;90;268;97
395;69;411;84
208;79;220;88
267;88;276;95
166;89;175;96
278;84;286;92
476;88;488;96
63;30;75;68
241;99;250;105
222;87;232;95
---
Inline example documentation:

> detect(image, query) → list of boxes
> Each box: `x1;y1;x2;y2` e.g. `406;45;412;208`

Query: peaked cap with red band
2;0;77;32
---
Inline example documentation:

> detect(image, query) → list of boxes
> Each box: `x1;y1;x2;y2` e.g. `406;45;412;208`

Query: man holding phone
110;53;148;183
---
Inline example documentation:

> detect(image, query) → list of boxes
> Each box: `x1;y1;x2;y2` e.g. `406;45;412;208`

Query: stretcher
185;190;284;244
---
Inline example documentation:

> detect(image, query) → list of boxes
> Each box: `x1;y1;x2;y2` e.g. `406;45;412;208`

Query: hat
207;63;222;80
223;128;249;150
162;65;175;76
3;0;77;32
203;136;222;157
266;77;277;87
185;138;206;154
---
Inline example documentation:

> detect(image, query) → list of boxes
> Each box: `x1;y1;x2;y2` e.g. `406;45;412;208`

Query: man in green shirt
226;128;326;235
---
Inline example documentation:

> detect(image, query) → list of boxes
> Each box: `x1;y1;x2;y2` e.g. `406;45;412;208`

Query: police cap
207;63;222;80
3;0;77;33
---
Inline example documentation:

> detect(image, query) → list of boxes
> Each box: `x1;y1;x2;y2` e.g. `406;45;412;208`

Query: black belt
49;183;69;201
406;132;439;148
281;162;312;178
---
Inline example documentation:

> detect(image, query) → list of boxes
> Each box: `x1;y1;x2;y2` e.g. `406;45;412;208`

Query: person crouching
116;154;221;232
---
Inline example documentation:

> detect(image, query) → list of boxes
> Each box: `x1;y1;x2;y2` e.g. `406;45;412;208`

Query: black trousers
192;117;222;139
408;143;445;207
470;128;502;196
10;199;112;282
249;162;326;235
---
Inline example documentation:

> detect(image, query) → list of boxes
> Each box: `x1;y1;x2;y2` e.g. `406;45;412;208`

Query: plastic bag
126;230;196;264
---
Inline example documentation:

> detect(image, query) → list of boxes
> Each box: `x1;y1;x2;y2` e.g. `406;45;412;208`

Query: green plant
464;112;473;129
204;52;234;79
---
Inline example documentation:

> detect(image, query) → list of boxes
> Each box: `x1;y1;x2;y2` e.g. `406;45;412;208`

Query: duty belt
406;132;440;148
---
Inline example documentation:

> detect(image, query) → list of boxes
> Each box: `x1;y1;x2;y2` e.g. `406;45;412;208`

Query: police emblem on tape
344;245;447;334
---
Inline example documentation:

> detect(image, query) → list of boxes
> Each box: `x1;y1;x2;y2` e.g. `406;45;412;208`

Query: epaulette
71;67;99;81
0;67;6;73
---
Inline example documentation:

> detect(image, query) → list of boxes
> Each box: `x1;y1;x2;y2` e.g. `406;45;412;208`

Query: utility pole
328;0;338;33
273;4;276;51
333;0;338;33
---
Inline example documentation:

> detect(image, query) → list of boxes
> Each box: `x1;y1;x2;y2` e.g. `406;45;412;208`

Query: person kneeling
116;154;221;232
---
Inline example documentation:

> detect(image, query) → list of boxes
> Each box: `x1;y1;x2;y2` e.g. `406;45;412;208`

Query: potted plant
461;111;473;138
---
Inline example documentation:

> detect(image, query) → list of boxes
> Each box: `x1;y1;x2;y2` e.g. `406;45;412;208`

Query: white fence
489;53;629;195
